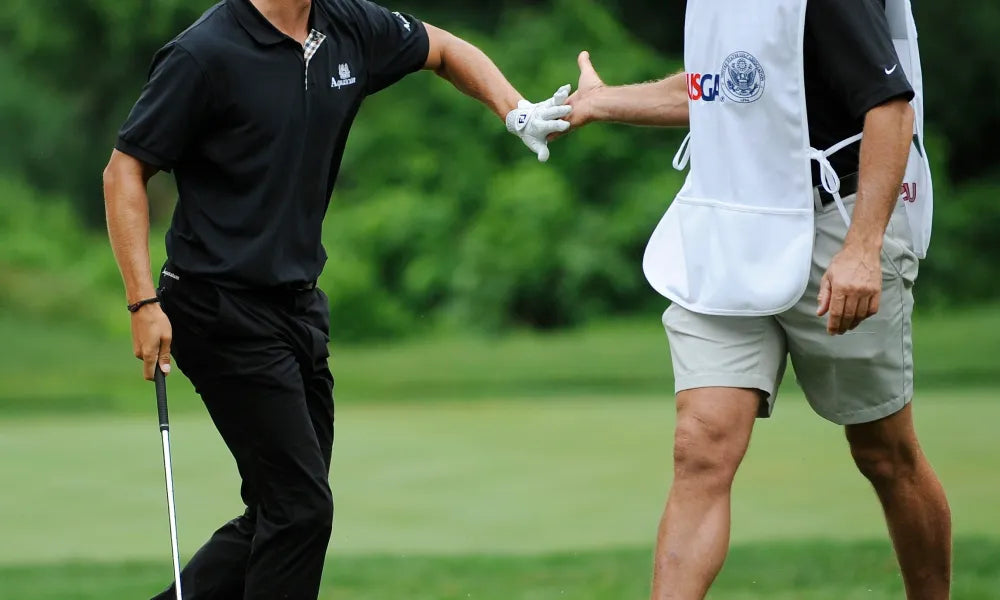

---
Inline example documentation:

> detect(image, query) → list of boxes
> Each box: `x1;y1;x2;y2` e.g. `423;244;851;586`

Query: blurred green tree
1;0;998;340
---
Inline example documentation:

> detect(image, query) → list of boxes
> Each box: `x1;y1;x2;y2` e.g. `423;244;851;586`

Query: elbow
103;150;153;205
882;96;914;128
433;38;455;79
102;160;119;203
896;101;915;148
429;28;462;80
901;101;915;133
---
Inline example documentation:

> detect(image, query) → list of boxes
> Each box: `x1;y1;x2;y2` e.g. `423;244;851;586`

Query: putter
154;364;184;600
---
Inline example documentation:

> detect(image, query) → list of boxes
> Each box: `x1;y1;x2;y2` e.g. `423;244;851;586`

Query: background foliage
0;0;997;340
2;4;999;598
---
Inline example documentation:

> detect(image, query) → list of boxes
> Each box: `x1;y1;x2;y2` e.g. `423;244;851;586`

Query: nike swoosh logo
884;65;898;75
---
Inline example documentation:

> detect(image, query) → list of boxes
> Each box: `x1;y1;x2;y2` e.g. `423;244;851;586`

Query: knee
672;417;745;492
850;441;918;487
294;482;334;535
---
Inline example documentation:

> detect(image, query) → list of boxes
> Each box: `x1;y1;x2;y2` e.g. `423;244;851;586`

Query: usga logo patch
687;51;766;104
721;51;765;103
687;72;721;102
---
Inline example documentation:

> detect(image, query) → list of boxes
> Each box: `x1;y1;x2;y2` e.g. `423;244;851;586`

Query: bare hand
816;244;882;335
555;51;606;138
131;303;173;380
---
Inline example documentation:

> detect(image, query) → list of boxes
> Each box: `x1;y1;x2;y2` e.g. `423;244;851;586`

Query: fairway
1;393;996;562
2;313;998;598
1;394;999;598
3;539;1000;600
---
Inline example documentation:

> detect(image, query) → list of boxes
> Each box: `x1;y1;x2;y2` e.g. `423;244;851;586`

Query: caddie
564;0;951;598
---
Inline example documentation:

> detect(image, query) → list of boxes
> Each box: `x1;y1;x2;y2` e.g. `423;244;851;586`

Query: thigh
169;284;330;514
780;201;916;425
195;338;330;520
297;289;335;472
663;304;787;418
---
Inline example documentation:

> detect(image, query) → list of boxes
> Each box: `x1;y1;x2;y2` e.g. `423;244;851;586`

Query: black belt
816;172;858;206
161;264;316;293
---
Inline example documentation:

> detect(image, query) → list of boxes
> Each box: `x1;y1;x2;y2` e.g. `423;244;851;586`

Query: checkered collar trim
303;29;326;61
229;0;331;47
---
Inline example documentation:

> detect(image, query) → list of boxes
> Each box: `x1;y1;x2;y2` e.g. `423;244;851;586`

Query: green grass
2;305;1000;415
0;394;996;564
1;311;996;598
3;539;999;599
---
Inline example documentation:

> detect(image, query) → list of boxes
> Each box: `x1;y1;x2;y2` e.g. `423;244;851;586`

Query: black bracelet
127;297;161;313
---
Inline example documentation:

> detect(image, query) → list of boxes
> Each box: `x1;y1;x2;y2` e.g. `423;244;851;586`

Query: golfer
102;1;570;598
566;0;950;598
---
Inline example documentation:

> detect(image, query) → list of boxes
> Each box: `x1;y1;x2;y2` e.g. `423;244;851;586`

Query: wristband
127;297;160;313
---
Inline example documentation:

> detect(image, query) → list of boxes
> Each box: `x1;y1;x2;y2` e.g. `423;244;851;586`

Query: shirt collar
228;0;330;46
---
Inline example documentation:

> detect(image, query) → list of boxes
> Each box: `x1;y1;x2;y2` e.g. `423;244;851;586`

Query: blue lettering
701;74;720;102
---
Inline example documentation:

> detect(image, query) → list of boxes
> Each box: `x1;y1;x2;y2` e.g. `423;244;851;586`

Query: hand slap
506;85;573;162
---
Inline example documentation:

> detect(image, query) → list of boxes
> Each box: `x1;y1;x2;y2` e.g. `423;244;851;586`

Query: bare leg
846;404;952;600
650;387;760;600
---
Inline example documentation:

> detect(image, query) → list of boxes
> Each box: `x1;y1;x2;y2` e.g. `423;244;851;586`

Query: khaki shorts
662;195;919;426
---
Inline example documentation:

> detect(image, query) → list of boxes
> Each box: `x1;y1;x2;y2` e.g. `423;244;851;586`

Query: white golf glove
506;84;573;163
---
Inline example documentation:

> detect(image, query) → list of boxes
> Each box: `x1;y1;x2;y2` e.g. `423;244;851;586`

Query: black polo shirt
116;0;429;288
804;0;914;184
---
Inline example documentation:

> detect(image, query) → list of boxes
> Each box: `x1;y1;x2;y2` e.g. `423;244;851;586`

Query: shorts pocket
881;209;919;285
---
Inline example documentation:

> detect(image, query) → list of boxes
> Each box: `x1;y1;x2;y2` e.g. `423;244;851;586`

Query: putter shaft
155;366;184;600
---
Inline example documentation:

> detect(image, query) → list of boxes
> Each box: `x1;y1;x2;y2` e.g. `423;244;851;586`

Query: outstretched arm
566;52;689;130
422;24;571;161
422;24;522;121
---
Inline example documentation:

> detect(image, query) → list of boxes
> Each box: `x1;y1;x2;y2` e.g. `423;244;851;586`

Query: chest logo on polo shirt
721;51;765;104
332;63;357;89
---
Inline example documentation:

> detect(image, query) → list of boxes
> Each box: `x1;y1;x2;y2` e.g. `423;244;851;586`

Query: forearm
847;99;915;250
431;29;522;121
588;73;689;127
103;151;157;304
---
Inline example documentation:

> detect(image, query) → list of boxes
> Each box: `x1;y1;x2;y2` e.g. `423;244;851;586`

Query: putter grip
154;365;169;431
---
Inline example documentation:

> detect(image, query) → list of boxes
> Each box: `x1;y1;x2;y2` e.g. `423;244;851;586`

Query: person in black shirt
563;1;951;599
103;1;571;598
804;0;915;184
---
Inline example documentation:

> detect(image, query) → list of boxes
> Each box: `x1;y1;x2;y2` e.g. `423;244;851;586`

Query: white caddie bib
643;0;932;316
887;0;933;258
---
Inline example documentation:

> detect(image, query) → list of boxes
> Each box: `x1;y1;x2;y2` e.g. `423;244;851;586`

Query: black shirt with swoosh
804;0;915;185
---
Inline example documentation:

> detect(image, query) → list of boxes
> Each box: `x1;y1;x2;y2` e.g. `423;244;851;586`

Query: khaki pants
663;195;919;425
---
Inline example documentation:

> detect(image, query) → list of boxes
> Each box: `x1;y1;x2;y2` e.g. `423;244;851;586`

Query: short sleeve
806;0;914;119
116;44;211;171
355;2;430;95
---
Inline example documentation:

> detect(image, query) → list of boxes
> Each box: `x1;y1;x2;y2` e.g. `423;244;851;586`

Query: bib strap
808;132;863;226
673;132;693;171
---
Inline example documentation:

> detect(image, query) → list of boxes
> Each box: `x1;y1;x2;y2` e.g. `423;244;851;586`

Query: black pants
154;272;335;600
